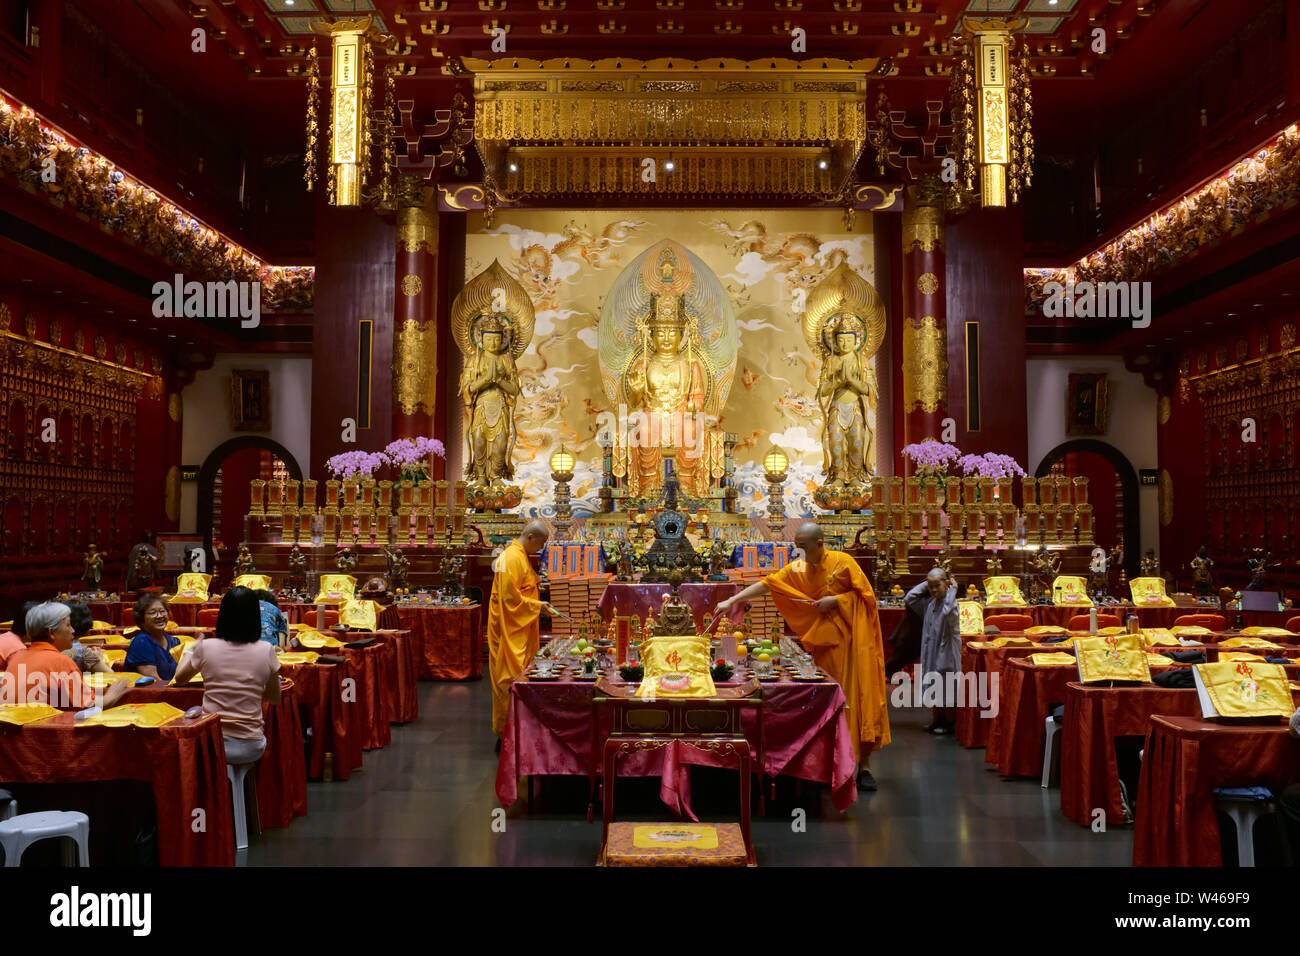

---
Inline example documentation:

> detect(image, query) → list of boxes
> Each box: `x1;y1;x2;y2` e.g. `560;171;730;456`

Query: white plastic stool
226;763;261;850
1214;791;1274;867
1040;715;1062;789
0;789;15;821
0;811;90;866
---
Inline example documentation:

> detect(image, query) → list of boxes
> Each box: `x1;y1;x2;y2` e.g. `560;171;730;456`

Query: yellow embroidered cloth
1075;634;1152;683
82;673;135;691
339;598;378;631
1052;576;1092;606
313;574;357;605
1239;627;1295;638
78;703;186;728
635;636;716;698
1195;661;1292;718
983;576;1027;606
1129;577;1174;607
232;574;272;591
295;630;344;649
1026;625;1067;636
633;824;719;850
276;651;320;666
171;573;212;604
1030;653;1077;666
0;703;61;725
1219;637;1283;650
1141;629;1181;646
957;601;984;636
1146;653;1176;665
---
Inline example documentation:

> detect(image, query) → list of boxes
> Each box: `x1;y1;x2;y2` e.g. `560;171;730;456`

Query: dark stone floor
245;679;1134;866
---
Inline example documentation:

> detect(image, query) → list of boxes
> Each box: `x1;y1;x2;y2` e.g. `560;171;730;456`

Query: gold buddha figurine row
867;474;1093;548
246;477;470;547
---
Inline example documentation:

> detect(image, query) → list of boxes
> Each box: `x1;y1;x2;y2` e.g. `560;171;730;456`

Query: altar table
1134;715;1300;866
120;683;308;830
0;710;235;866
380;604;484;681
497;672;857;818
596;582;740;631
282;660;364;781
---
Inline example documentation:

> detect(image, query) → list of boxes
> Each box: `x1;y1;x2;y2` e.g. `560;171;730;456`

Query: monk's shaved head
520;520;551;554
927;567;947;581
795;522;825;543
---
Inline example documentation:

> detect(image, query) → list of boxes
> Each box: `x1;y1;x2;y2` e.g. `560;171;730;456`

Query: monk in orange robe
487;521;555;745
716;522;890;790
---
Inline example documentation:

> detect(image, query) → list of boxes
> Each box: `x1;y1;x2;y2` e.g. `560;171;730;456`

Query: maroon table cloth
597;582;740;631
985;657;1081;777
0;711;235;866
383;604;484;681
284;660;364;781
1059;681;1202;827
120;682;308;830
955;642;1042;749
496;675;857;818
337;640;394;751
1135;715;1300;866
369;629;419;722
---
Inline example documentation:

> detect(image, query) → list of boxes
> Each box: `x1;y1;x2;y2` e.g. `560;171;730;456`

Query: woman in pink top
172;586;280;765
0;601;38;669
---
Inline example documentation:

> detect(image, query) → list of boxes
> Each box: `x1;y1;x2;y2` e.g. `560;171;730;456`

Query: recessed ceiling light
817;158;829;170
664;159;675;172
508;163;518;172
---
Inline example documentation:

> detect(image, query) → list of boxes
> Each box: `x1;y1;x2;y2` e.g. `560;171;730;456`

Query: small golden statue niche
985;550;1003;579
287;545;308;595
804;263;885;511
651;571;700;637
873;549;896;595
384;544;410;593
233;544;255;577
335;546;357;573
125;533;160;592
1030;546;1060;602
451;260;535;511
1140;548;1159;577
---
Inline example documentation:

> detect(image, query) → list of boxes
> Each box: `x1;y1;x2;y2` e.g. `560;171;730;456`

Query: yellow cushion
1026;625;1067;636
1030;652;1076;666
957;601;983;636
78;703;186;728
636;635;716;698
1052;575;1091;606
314;574;357;605
1075;634;1152;683
1220;637;1283;650
983;576;1027;607
0;703;61;725
233;574;272;591
1129;576;1174;607
1240;627;1295;638
339;598;378;631
171;573;212;603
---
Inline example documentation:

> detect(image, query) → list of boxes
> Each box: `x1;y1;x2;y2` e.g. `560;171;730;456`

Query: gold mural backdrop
463;209;877;519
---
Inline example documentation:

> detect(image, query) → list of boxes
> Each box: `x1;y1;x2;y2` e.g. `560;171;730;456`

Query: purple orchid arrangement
383;437;446;484
900;440;963;475
325;450;387;481
956;452;1026;479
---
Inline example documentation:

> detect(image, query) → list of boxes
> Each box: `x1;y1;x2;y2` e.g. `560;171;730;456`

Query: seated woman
3;602;130;711
64;601;113;673
172;586;281;766
124;593;181;681
254;589;289;650
0;600;38;669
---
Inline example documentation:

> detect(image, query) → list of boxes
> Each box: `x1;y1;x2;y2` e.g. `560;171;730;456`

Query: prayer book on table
1192;660;1292;719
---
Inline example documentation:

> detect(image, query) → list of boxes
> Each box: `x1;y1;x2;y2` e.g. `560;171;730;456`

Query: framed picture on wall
1066;372;1109;435
230;369;271;431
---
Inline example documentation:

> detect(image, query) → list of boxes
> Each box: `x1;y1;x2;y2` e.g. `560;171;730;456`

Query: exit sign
1138;469;1159;486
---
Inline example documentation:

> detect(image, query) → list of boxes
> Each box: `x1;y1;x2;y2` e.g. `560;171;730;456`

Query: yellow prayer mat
0;703;61;725
1129;577;1174;607
957;600;984;636
339;598;378;631
78;703;186;728
1240;627;1295;638
288;622;313;632
295;629;345;649
1219;637;1284;650
1141;628;1179;645
1099;626;1126;635
101;649;126;665
92;620;115;631
1195;661;1292;718
1147;654;1176;666
632;824;719;850
1025;625;1068;636
1052;576;1091;606
1171;626;1211;636
232;574;272;591
1218;651;1270;662
1075;634;1151;683
81;672;135;691
1030;653;1077;666
164;621;181;633
314;574;357;604
276;651;321;665
985;636;1033;648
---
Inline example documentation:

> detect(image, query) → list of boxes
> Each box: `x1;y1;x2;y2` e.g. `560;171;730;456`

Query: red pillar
899;178;948;472
391;179;439;443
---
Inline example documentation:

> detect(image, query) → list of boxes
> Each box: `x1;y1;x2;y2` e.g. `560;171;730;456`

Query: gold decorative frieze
392;318;438;415
902;315;947;413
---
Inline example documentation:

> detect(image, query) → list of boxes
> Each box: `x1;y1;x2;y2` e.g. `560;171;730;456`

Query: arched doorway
196;438;302;565
1035;439;1140;581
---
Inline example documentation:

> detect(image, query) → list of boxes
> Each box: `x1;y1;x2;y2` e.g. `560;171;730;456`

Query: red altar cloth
954;642;1042;749
121;683;308;830
597;582;741;631
985;657;1085;777
381;604;484;680
496;674;857;818
0;711;235;866
336;639;395;751
369;629;419;722
1135;715;1300;866
284;660;364;781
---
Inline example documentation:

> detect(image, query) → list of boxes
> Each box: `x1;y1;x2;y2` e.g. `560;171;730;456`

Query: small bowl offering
710;659;735;682
618;663;644;682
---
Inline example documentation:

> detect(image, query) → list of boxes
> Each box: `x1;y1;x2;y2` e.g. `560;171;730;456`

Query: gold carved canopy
456;57;884;200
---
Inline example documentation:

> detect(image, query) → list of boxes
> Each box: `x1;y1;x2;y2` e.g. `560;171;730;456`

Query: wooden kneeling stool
594;677;760;867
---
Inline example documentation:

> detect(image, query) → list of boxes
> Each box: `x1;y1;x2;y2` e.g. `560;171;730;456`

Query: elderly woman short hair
3;602;129;710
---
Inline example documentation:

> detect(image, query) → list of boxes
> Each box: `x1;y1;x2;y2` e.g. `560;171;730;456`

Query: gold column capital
398;199;438;254
903;176;945;251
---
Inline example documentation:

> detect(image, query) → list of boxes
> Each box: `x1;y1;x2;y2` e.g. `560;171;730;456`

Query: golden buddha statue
451;260;536;493
804;263;885;503
599;240;737;501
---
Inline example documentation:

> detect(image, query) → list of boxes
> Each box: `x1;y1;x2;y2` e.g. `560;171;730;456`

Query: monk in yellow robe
716;522;890;790
487;521;556;745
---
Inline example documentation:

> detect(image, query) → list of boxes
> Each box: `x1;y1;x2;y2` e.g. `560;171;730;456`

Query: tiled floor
246;680;1135;866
